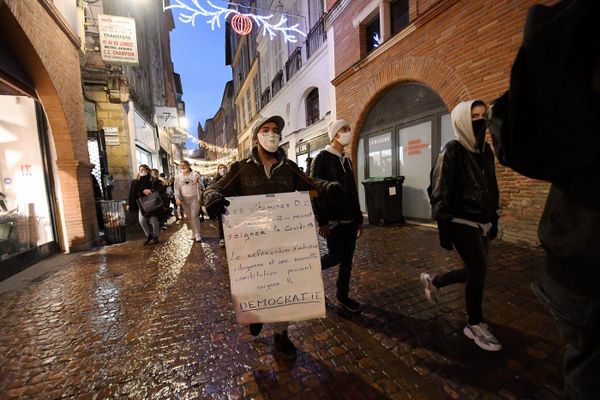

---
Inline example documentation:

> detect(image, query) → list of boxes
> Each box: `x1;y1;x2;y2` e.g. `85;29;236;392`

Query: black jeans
532;273;600;400
321;223;358;298
433;223;489;325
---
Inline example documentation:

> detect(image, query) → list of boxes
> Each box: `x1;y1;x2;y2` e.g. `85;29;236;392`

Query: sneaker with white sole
195;235;202;242
419;273;440;304
219;239;225;248
463;323;502;351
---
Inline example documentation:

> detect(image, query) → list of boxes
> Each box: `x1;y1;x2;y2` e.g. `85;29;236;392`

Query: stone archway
1;1;97;251
343;56;470;157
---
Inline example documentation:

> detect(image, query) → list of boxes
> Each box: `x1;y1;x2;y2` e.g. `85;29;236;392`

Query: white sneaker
463;323;503;351
219;239;225;248
195;235;202;243
419;273;439;304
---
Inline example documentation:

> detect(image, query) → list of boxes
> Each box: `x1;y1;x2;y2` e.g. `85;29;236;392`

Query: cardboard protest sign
223;192;325;324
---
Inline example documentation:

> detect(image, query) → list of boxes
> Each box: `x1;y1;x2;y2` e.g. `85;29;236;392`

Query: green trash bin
99;200;127;244
362;176;405;226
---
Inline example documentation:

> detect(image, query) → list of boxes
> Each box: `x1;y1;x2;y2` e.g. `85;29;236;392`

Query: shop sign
155;107;179;128
98;15;139;65
103;127;118;136
407;139;429;155
105;136;120;146
170;133;183;144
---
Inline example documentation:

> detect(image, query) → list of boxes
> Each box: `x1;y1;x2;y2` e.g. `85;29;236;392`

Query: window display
0;96;55;262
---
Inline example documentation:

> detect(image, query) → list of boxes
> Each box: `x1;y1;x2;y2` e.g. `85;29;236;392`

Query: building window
305;88;319;126
241;100;246;128
390;0;409;36
246;88;252;121
365;14;381;53
253;75;260;113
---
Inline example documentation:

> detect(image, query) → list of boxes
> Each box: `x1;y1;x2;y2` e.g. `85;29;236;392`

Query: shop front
295;132;329;174
0;79;59;279
356;82;450;222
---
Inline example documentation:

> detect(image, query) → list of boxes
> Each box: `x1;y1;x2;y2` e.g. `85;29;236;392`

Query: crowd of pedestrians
118;1;598;397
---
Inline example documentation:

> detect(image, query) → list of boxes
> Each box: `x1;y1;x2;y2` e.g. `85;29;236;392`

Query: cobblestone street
0;220;565;399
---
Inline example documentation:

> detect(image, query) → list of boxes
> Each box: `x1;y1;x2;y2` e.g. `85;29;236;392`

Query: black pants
321;223;359;298
217;214;224;240
433;223;489;325
532;273;600;400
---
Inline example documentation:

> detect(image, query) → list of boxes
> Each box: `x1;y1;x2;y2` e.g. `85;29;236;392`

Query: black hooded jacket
310;146;362;226
429;100;499;224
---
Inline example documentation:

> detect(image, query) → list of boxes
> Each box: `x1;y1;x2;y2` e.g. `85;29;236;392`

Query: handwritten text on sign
223;192;325;324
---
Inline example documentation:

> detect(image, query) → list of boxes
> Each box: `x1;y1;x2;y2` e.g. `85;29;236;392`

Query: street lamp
179;117;189;130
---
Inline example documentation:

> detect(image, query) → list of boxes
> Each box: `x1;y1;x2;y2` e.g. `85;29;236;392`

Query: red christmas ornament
231;14;253;36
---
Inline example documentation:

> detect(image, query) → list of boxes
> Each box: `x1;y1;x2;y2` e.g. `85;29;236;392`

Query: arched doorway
356;82;452;222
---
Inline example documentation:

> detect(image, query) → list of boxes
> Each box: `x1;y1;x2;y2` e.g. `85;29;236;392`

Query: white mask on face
337;130;352;146
139;171;148;177
258;131;280;153
218;168;227;176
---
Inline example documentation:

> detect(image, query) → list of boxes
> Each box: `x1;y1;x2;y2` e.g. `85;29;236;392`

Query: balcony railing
306;16;327;59
285;47;302;82
271;69;284;98
261;87;271;108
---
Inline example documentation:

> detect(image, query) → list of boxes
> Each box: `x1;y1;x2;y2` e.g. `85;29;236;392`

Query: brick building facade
328;0;554;244
1;0;96;277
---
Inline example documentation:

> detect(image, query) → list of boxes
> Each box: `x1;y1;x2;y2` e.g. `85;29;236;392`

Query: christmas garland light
165;0;306;43
182;130;238;158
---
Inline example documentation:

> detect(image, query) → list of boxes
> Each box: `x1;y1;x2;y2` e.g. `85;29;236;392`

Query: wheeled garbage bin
362;176;405;226
99;200;127;244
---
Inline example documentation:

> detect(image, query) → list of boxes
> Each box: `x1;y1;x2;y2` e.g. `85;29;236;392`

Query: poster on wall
223;192;326;324
98;14;139;65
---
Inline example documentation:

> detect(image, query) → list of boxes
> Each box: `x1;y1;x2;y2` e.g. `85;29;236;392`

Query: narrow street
0;221;564;399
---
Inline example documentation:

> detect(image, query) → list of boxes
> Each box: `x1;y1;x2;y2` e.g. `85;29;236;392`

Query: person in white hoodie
422;100;502;351
174;160;204;242
310;119;364;313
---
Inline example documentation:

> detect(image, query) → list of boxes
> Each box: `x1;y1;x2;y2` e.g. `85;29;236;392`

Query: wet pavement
0;218;565;399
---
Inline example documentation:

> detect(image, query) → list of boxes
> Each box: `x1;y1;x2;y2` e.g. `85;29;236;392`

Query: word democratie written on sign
223;192;325;324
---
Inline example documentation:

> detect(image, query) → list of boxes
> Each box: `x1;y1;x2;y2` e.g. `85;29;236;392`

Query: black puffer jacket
203;147;329;199
430;140;499;223
310;147;362;226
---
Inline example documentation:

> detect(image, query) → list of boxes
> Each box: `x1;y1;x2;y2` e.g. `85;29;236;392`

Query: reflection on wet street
0;221;565;399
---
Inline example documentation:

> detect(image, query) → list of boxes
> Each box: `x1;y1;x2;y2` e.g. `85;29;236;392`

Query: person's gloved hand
489;215;499;240
206;199;230;219
203;190;230;219
326;181;344;197
437;219;453;250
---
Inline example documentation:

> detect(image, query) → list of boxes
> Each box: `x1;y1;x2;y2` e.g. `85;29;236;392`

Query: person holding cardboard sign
202;115;342;360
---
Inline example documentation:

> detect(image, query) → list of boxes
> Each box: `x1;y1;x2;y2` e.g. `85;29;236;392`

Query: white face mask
218;168;227;176
337;130;352;146
258;131;280;153
139;171;148;177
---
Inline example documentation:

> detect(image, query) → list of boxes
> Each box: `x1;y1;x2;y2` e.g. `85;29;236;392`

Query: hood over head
451;100;486;153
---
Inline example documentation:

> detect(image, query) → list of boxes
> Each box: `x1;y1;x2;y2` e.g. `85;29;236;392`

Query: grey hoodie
451;100;481;153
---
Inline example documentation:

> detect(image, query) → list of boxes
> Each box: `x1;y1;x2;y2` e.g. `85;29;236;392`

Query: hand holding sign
223;192;326;324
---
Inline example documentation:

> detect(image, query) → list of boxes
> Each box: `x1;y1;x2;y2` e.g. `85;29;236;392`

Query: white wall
260;42;331;153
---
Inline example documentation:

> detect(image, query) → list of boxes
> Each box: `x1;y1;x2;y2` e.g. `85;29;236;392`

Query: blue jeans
532;273;600;400
138;210;159;239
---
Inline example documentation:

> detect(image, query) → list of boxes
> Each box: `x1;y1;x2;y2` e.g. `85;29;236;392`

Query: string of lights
181;130;238;158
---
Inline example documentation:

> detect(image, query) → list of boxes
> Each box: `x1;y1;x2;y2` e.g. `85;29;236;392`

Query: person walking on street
311;119;363;313
489;1;600;396
175;160;203;242
135;164;163;245
213;163;228;248
422;100;502;352
201;115;342;360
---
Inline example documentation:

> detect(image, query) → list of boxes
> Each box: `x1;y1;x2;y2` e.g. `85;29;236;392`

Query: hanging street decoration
165;0;306;43
231;13;252;36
